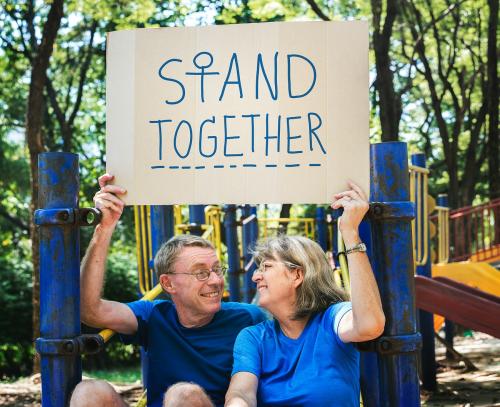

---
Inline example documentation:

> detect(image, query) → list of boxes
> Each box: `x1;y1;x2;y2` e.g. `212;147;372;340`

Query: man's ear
160;274;175;294
293;268;304;289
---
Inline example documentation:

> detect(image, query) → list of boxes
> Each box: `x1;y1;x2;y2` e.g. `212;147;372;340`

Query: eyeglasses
166;266;227;281
254;260;300;275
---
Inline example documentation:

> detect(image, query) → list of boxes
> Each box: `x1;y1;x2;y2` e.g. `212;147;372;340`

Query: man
70;174;265;407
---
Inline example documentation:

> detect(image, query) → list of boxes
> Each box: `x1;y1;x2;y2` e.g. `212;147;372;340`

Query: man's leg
70;379;128;407
163;382;214;407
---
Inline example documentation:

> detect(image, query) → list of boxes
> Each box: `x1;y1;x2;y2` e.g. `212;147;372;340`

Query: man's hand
94;174;126;230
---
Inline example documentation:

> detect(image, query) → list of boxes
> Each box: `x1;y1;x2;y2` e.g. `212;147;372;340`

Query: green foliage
83;366;142;384
0;343;34;379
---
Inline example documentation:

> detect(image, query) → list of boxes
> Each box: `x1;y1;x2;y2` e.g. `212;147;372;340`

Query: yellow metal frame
435;206;449;263
258;217;315;239
204;206;223;260
134;205;154;295
409;165;429;266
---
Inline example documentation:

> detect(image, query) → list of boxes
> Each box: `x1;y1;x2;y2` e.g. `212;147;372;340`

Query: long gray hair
253;235;348;320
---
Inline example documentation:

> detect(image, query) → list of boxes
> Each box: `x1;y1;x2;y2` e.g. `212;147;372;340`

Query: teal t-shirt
232;302;359;406
122;300;265;407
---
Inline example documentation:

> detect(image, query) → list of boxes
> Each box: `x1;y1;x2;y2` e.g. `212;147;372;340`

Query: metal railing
449;198;500;262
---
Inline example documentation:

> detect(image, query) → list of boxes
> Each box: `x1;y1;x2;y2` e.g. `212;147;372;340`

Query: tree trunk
371;0;401;141
25;0;64;373
487;0;499;201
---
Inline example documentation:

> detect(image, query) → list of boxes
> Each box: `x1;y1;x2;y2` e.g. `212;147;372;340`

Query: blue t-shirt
122;300;265;407
232;302;359;407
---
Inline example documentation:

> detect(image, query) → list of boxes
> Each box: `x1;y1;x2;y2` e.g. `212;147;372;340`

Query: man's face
168;246;224;320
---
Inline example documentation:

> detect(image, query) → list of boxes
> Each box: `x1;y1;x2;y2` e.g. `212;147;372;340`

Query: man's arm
332;181;385;343
225;372;258;407
80;174;137;334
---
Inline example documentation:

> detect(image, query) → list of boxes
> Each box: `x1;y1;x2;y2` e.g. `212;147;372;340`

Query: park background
0;0;498;386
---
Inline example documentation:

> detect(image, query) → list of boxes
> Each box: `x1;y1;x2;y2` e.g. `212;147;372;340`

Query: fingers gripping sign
94;174;127;229
331;180;369;237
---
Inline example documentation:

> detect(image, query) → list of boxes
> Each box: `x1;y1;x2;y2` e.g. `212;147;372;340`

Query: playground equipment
36;140;500;406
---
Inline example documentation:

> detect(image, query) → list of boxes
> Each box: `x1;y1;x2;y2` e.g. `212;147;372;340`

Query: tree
402;0;491;208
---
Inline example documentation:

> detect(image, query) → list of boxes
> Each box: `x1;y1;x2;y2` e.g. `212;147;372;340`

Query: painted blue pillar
315;206;327;251
150;206;175;262
370;142;421;406
412;153;437;391
143;205;175;388
189;205;205;236
224;205;240;301
37;152;81;407
437;193;454;358
242;205;257;303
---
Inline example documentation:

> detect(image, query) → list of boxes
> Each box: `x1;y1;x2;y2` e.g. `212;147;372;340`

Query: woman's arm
225;372;258;407
332;181;385;343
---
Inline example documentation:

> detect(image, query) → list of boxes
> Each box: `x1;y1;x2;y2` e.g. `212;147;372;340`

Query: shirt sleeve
329;301;353;350
248;304;268;324
119;300;155;347
231;326;262;378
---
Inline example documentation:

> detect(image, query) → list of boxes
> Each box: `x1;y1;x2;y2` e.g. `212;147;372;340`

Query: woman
225;181;385;407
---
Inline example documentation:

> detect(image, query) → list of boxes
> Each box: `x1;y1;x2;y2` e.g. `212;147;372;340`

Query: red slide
415;275;500;339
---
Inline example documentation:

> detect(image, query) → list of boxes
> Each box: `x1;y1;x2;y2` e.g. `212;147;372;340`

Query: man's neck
176;308;216;328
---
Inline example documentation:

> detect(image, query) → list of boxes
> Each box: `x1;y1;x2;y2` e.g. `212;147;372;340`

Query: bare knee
70;379;127;407
163;382;214;407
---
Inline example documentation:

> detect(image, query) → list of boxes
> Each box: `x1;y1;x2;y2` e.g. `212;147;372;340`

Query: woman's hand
93;174;126;230
331;181;369;243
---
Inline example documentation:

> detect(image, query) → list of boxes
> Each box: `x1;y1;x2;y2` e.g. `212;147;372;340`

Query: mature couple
70;174;385;407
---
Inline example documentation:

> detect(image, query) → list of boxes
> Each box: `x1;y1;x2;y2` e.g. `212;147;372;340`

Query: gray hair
154;235;215;279
253;235;348;320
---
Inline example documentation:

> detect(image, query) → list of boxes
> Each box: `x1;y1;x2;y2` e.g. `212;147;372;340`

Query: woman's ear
293;267;304;288
160;274;175;294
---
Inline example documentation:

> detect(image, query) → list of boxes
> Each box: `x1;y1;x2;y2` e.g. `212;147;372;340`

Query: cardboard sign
106;21;369;204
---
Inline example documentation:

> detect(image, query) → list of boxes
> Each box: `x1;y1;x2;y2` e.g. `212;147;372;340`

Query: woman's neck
276;315;310;339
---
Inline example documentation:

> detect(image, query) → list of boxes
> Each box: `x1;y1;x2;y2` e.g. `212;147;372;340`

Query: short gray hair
154;235;215;279
253;235;348;320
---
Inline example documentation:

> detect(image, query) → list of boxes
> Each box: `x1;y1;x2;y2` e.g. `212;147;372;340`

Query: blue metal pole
189;205;205;236
38;152;81;407
142;205;175;388
370;142;421;406
437;193;454;358
412;153;437;391
241;205;257;303
224;205;240;301
315;206;327;251
150;205;175;262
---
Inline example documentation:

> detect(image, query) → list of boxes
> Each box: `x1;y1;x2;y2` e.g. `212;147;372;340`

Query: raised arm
80;174;137;334
332;181;385;343
225;372;258;407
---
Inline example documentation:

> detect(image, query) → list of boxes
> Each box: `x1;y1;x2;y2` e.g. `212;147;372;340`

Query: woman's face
252;257;300;312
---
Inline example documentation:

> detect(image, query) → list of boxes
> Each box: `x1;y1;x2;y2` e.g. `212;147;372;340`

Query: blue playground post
34;153;107;405
143;205;175;388
369;142;421;406
241;205;257;303
437;193;454;358
189;204;206;236
150;205;175;272
224;205;241;301
35;153;81;406
315;206;327;250
412;153;437;391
